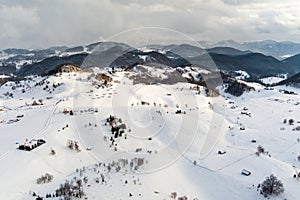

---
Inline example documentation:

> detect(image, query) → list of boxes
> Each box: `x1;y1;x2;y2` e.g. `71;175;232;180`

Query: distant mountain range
162;44;300;78
0;41;300;87
198;40;300;60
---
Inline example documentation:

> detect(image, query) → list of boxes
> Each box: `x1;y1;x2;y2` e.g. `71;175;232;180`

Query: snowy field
0;69;299;200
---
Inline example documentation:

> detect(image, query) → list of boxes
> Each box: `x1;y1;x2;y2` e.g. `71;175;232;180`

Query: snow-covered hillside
0;68;299;200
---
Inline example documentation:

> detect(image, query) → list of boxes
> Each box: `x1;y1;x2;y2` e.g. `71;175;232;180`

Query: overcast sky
1;0;300;49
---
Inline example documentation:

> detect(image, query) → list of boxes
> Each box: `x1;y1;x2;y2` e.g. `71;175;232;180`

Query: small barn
241;169;251;176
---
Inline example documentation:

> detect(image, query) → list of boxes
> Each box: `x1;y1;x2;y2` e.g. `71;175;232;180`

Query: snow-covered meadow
0;68;299;200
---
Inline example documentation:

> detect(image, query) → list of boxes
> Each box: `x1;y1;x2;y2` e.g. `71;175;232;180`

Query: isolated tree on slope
259;174;284;197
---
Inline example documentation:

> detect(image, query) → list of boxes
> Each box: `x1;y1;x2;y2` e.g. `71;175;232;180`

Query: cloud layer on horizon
0;0;300;49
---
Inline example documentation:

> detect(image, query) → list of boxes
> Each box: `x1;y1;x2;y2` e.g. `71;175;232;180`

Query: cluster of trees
67;140;80;152
103;157;145;173
32;157;147;199
2;80;34;97
42;83;63;94
36;173;53;184
9;81;27;95
34;78;49;87
3;91;13;98
292;126;300;131
283;118;295;125
76;157;146;180
105;115;127;143
54;179;84;199
31;77;63;94
170;193;189;200
32;178;85;199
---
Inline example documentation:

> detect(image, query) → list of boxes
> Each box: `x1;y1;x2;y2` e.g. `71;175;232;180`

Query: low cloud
0;5;39;46
0;0;299;49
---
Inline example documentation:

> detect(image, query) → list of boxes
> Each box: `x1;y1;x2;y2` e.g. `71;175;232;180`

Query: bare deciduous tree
259;174;284;197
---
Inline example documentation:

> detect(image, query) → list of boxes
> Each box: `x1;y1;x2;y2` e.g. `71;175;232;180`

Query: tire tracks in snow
0;100;61;162
0;151;10;160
